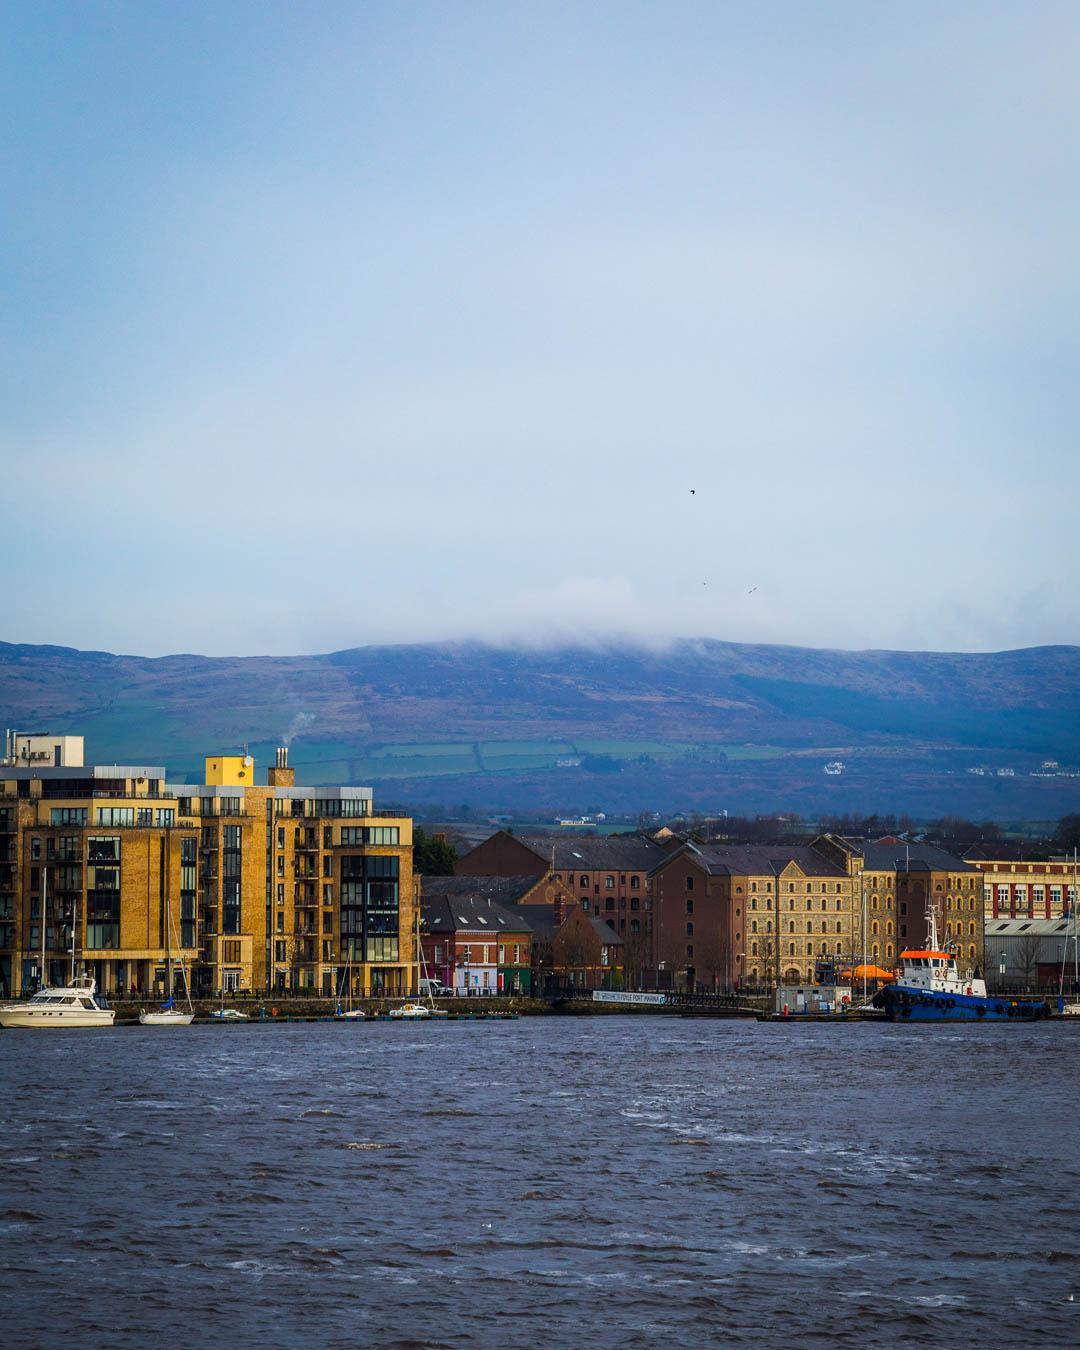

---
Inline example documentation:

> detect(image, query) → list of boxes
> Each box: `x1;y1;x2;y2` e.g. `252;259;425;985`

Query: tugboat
877;902;1050;1023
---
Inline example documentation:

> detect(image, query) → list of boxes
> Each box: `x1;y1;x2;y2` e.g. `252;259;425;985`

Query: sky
3;1;1079;658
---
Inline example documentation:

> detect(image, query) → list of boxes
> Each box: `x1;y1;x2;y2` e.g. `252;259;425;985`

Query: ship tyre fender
902;1005;912;1018
945;998;955;1009
976;1005;986;1017
995;1004;1005;1015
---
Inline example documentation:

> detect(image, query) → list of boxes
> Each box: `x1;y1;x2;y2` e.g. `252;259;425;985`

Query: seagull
689;489;695;495
748;586;758;595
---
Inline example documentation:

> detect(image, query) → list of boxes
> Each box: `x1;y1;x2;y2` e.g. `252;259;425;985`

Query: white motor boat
209;1007;249;1021
388;1001;431;1020
0;975;115;1029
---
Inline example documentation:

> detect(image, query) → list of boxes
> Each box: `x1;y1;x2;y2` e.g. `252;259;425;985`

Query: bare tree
1014;932;1042;990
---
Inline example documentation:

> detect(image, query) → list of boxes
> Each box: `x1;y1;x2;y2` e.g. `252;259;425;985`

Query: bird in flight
748;586;758;595
689;489;695;495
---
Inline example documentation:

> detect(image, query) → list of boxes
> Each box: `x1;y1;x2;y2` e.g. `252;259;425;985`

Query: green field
266;737;795;783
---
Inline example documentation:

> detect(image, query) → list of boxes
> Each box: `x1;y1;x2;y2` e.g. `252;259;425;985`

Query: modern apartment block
0;741;415;1000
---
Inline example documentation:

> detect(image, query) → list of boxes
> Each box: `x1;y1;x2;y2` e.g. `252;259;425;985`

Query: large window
222;825;242;934
314;799;370;818
98;807;134;827
50;807;87;826
339;853;400;962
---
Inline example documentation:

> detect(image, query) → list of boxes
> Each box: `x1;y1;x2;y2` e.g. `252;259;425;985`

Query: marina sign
591;991;668;1006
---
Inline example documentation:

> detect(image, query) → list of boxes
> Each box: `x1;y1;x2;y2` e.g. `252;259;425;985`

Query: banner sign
591;990;667;1006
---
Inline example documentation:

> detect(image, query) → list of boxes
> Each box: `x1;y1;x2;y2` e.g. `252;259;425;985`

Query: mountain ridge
2;637;1078;816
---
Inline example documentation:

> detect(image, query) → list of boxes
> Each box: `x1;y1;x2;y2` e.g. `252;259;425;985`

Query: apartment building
0;742;415;1000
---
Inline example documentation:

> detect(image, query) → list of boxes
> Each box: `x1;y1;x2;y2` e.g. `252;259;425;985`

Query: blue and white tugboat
877;904;1050;1023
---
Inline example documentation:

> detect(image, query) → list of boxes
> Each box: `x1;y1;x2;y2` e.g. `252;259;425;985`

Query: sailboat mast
69;891;76;984
41;864;48;990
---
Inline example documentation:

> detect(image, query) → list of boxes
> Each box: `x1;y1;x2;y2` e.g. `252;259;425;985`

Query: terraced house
0;738;415;1000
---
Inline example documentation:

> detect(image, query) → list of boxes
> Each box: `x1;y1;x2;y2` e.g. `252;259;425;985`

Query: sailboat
334;951;365;1020
388;899;445;1019
140;871;194;1026
1058;849;1080;1016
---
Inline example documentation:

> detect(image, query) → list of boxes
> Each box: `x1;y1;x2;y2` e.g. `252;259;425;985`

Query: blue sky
3;2;1078;656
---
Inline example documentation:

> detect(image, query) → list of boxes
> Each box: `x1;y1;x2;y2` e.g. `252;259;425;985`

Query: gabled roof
421;892;533;935
515;833;667;873
670;843;847;878
422;874;542;906
857;842;975;873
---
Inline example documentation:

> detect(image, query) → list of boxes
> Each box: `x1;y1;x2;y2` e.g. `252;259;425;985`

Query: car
419;978;453;998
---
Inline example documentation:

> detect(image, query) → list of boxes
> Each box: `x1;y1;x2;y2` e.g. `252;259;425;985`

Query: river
1;1017;1077;1348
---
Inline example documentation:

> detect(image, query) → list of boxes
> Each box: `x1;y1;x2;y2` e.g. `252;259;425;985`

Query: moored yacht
0;975;116;1029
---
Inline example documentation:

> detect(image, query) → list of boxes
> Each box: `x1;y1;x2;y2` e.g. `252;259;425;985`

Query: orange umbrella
840;964;897;983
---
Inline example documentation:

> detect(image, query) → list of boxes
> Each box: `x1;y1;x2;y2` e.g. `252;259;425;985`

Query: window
50;808;88;826
686;945;693;959
97;807;134;827
686;875;694;891
630;876;639;889
686;898;694;914
751;920;758;933
605;898;614;912
605;875;614;889
630;897;640;911
580;876;588;889
219;797;241;816
323;884;333;905
277;827;285;849
276;912;284;933
686;923;694;937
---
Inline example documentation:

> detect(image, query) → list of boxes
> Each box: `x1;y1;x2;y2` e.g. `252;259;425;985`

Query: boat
0;974;115;1029
140;885;194;1026
388;1001;431;1020
0;869;116;1028
334;953;365;1020
209;1006;249;1022
877;901;1050;1022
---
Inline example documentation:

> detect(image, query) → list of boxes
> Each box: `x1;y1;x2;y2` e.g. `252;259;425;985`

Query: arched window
751;941;758;956
751;920;758;934
788;942;796;955
807;921;813;934
789;921;795;934
871;920;879;936
969;923;975;936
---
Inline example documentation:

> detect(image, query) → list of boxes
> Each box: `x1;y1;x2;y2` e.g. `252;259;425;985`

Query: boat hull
0;1007;115;1028
139;1011;194;1025
879;986;1050;1022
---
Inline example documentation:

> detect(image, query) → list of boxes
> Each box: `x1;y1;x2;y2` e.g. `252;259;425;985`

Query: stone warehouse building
649;836;983;990
0;740;415;1000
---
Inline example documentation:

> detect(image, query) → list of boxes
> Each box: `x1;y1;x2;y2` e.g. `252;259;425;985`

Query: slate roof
421;893;533;935
680;843;848;878
516;833;667;873
421;874;542;906
856;842;975;873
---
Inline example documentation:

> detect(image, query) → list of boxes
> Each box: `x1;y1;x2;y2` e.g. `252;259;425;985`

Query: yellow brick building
0;744;416;1000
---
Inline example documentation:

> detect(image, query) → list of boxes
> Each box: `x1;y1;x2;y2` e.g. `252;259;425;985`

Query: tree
1014;931;1042;990
413;828;457;876
1056;815;1080;852
552;909;602;982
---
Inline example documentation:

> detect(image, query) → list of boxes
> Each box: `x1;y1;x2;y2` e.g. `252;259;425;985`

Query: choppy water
1;1017;1078;1348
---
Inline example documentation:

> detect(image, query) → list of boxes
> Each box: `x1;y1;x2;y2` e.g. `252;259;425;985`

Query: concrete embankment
111;995;734;1022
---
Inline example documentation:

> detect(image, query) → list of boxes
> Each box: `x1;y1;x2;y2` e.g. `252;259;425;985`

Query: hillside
1;638;1078;818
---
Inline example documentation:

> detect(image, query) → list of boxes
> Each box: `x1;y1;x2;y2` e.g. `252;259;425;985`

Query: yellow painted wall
204;754;256;786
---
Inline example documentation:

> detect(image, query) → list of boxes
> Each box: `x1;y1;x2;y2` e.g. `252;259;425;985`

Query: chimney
267;745;296;787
